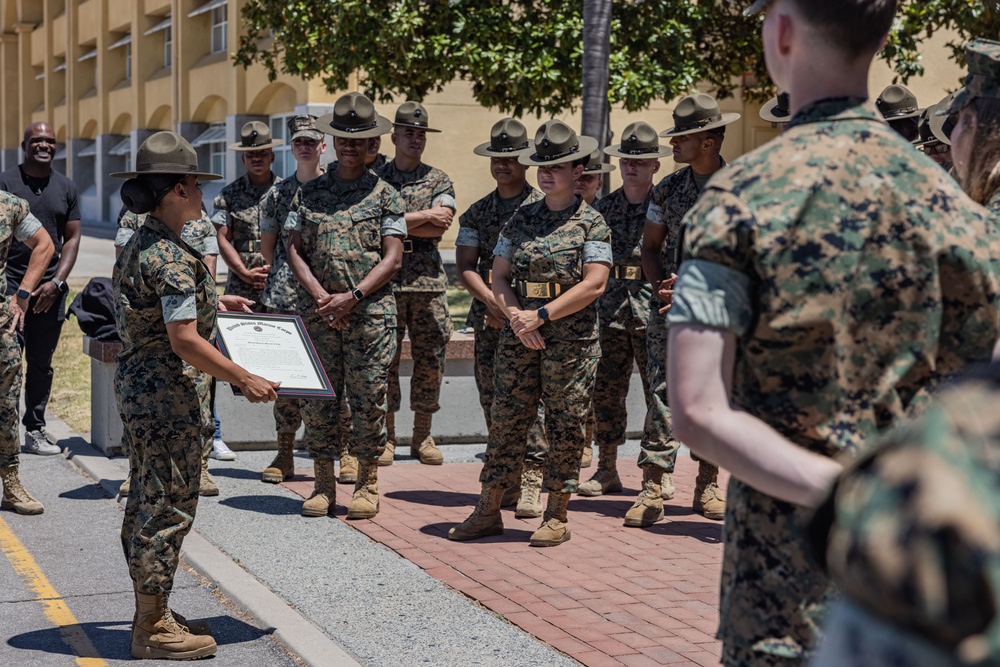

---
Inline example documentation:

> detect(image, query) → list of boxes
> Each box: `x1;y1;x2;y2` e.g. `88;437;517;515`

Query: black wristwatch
537;306;550;322
52;278;68;293
15;288;29;300
351;287;364;301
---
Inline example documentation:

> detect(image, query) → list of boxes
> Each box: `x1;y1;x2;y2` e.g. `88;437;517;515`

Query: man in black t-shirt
0;122;81;456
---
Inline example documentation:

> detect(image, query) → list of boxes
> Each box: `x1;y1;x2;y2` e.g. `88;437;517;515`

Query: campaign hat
604;121;671;159
229;120;284;151
659;94;741;137
876;85;921;120
473;118;534;157
317;93;394;139
393;101;442;133
759;91;792;124
913;98;952;147
582;148;616;174
110;131;222;180
518;120;599;166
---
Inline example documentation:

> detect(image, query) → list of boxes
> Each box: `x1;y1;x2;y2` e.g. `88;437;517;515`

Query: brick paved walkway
284;455;727;667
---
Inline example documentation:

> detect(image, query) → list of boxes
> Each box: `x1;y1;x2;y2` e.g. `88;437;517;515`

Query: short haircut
789;0;896;58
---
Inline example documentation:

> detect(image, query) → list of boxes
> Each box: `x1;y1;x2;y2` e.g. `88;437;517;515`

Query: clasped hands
315;290;355;329
508;308;545;350
657;274;678;314
241;264;271;292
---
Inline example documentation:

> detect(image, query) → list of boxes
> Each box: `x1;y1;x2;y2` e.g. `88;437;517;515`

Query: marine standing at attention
113;132;277;660
377;102;456;466
666;2;1000;664
449;120;611;547
285;93;406;520
578;122;667;499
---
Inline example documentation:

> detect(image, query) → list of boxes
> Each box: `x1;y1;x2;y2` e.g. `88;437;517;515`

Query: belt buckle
486;269;493;285
622;266;641;280
528;282;551;299
403;239;414;253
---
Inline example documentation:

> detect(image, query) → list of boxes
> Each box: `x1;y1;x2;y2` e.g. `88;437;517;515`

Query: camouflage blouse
494;196;612;343
376;160;456;292
668;97;1000;660
0;192;42;331
212;173;278;300
455;183;542;331
259;175;306;312
113;216;217;422
116;206;218;257
287;170;407;318
593;187;653;331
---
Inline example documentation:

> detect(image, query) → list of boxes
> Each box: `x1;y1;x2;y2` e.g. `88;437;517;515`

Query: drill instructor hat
659;94;740;137
229;120;284;151
473;118;534;157
518;120;599;167
604;122;672;159
110;131;223;180
316;93;394;139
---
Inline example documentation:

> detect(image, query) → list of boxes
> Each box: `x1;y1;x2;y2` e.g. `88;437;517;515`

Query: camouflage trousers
119;408;212;595
0;328;21;468
480;327;599;493
594;322;652;449
301;312;396;462
474;325;548;462
388;291;452;414
639;317;681;472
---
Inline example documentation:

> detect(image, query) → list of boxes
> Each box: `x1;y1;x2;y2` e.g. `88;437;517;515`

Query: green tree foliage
233;0;991;117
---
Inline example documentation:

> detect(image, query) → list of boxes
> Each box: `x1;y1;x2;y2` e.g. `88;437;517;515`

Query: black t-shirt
0;165;80;285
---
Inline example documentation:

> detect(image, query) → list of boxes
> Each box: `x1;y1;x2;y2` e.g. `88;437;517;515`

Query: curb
46;415;364;667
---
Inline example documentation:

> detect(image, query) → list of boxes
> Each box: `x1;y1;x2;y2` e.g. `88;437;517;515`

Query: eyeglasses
920;143;950;155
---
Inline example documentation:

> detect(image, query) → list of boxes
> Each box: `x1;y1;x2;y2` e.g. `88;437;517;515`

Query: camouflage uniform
113;216;217;595
666;98;1000;665
288;169;407;462
480;198;611;493
642;165;718;473
212;173;278;306
456;183;548;461
810;363;1000;667
376;161;455;415
0;195;41;468
116;206;218;257
592;188;654;450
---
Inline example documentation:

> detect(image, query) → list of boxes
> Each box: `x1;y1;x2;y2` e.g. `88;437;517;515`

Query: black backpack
68;277;119;341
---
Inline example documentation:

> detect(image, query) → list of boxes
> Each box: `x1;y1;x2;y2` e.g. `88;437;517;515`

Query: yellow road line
0;514;108;667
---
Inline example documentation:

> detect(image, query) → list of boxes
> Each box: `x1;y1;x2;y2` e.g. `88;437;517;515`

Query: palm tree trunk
582;0;612;195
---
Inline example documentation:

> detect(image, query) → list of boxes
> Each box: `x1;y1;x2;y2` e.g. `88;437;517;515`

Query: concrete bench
84;330;646;455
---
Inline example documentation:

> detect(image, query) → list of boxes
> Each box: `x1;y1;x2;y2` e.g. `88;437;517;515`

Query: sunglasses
920;143;950;155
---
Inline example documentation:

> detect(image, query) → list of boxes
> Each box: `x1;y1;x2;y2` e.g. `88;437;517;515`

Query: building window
209;139;226;178
269;114;294;178
211;6;227;54
164;26;172;68
125;42;132;80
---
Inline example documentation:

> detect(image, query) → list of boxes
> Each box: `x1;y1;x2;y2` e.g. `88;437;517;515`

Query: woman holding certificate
449;120;612;547
112;131;278;660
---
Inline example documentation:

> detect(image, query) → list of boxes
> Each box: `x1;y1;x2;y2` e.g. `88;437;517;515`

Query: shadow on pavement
208;467;265;481
219;494;303;516
643;519;723;544
7;614;268;660
384;489;478;508
419;521;535;542
58;484;109;500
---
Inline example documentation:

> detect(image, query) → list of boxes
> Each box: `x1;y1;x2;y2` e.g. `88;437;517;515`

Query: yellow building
0;0;965;240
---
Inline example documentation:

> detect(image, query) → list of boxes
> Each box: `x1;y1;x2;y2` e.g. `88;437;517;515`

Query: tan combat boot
0;462;43;515
118;474;131;500
131;591;217;660
448;486;504;541
198;453;219;497
301;458;336;517
130;584;212;636
623;467;664;527
339;446;358;485
262;432;296;483
515;462;543;518
411;412;444;465
529;491;571;547
378;412;396;466
346;460;379;519
661;472;675;500
577;446;623;497
693;460;726;520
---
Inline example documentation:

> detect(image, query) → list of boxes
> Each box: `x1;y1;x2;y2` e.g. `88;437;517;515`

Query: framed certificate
215;312;336;399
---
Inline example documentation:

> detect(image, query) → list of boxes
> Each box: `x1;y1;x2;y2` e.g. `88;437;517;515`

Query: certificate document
215;312;336;399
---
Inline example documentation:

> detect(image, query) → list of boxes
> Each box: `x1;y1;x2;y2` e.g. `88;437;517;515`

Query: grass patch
49;282;92;434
